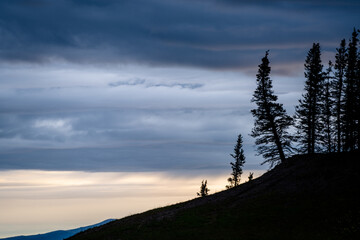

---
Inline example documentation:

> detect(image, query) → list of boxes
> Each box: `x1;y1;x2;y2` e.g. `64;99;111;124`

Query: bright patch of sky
0;169;263;238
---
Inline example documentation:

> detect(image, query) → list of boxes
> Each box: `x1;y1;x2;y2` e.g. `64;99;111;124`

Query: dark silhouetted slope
68;151;360;240
0;219;114;240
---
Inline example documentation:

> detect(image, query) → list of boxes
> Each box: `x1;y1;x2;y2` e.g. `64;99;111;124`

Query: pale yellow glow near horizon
0;169;264;238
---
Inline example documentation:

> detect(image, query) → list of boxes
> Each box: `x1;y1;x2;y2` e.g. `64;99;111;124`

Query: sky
0;0;359;238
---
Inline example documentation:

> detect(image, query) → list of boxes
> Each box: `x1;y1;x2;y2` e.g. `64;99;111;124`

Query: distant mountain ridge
68;151;360;240
0;219;114;240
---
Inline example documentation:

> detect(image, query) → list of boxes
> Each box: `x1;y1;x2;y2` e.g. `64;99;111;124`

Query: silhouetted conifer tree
343;29;359;151
247;172;254;182
320;61;335;152
251;51;294;166
295;43;324;154
197;180;209;197
332;39;347;152
226;134;245;189
357;29;360;149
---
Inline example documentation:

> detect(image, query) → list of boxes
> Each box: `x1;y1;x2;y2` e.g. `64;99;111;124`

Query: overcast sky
0;0;359;237
1;0;358;172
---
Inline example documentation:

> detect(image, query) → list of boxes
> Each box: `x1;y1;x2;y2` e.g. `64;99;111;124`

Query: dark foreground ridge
68;151;360;240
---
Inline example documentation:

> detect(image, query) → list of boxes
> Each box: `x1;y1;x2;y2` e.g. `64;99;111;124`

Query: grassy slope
68;151;360;240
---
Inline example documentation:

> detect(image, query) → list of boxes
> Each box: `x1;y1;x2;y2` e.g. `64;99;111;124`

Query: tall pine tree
343;29;358;151
332;39;347;152
357;29;360;149
320;61;335;153
251;51;293;166
226;134;245;189
294;43;324;154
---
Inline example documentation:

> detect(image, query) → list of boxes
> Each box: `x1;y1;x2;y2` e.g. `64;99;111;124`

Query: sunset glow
0;169;263;237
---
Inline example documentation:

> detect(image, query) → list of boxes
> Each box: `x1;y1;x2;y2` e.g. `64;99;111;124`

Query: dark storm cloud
219;0;360;6
0;0;359;69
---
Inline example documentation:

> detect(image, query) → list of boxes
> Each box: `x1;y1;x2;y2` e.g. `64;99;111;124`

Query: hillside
0;219;114;240
68;151;360;240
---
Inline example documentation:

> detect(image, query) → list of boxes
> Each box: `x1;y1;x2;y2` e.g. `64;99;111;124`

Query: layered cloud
0;65;270;171
0;1;358;172
0;0;358;71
